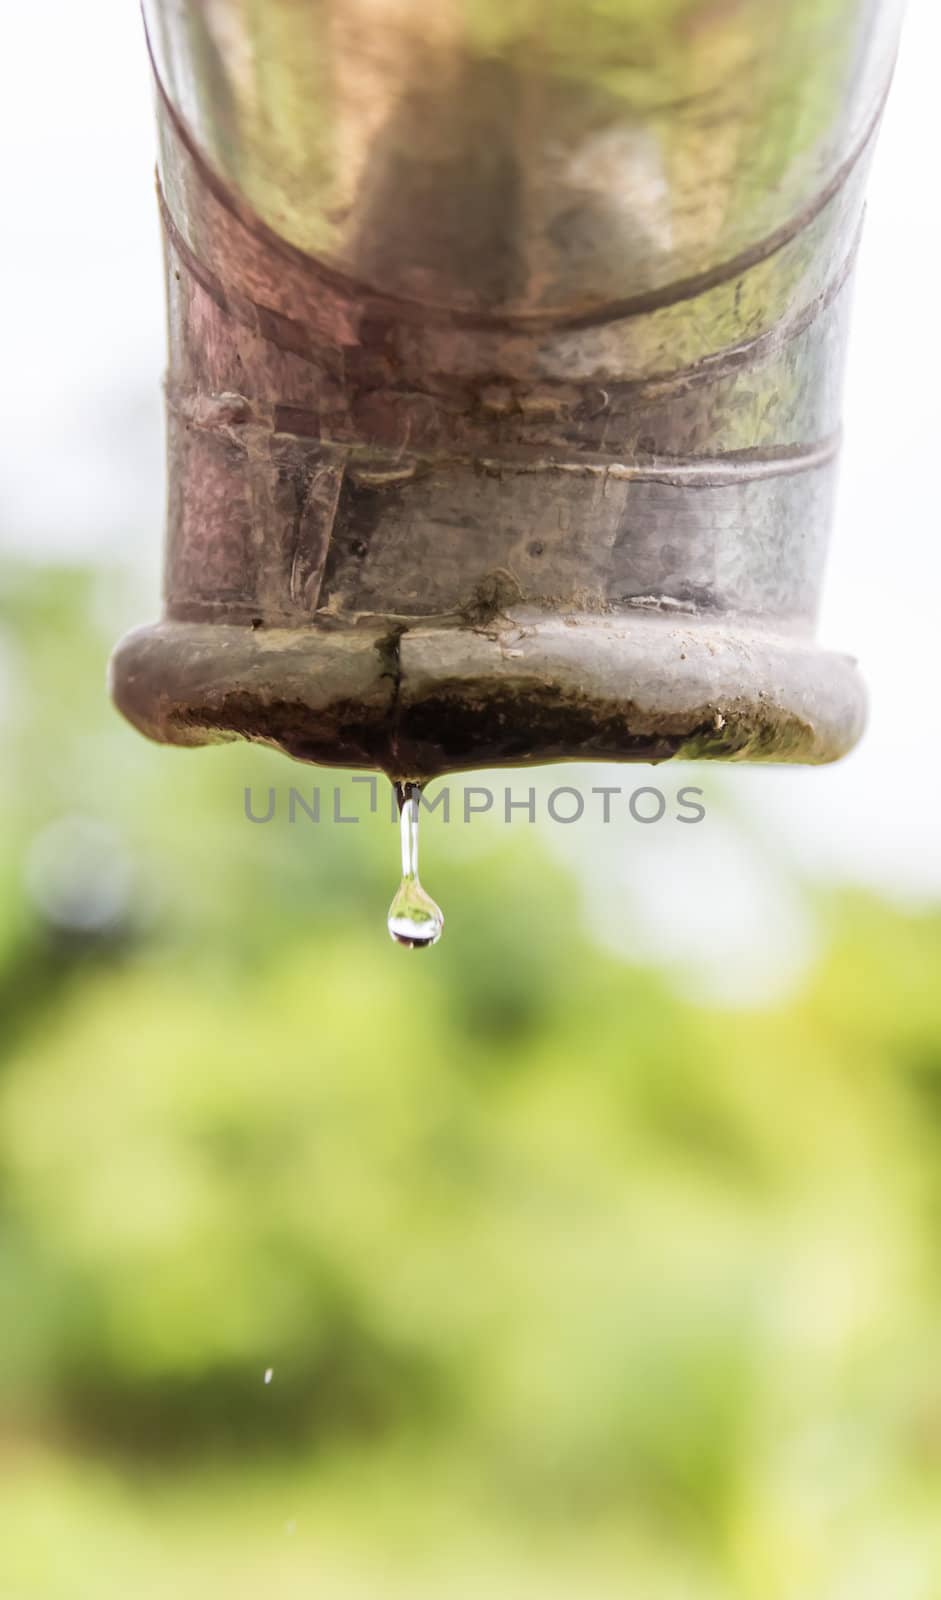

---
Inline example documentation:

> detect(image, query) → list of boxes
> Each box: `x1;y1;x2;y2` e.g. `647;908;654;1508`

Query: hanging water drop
387;781;444;949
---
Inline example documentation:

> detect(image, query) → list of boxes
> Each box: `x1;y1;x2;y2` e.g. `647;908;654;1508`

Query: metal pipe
112;0;904;776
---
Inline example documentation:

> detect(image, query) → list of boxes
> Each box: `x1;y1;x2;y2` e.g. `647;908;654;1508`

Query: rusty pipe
112;0;904;777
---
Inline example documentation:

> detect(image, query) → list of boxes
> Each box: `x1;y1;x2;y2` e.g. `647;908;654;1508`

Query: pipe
112;0;904;777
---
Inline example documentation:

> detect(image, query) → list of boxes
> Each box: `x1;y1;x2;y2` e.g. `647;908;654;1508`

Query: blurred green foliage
1;562;941;1598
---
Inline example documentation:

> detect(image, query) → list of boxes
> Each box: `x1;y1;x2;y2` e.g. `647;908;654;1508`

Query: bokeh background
2;3;940;1596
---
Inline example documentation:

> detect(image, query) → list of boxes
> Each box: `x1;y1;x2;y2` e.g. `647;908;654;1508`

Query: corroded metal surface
112;0;903;777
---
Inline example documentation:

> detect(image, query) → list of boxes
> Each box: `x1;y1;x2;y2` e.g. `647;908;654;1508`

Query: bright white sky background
0;0;938;1000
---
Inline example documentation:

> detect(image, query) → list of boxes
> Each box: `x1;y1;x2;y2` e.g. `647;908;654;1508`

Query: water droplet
387;782;444;949
264;1366;274;1384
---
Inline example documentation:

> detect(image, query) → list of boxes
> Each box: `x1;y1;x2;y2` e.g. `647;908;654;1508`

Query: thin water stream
386;783;444;949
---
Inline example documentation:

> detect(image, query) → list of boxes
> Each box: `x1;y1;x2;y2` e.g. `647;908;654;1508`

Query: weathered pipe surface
111;0;904;779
